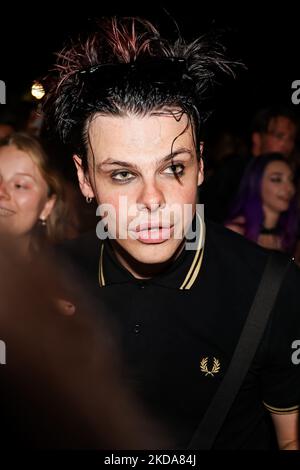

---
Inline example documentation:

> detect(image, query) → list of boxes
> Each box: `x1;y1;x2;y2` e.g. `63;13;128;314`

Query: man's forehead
268;116;296;134
88;112;193;156
89;111;189;130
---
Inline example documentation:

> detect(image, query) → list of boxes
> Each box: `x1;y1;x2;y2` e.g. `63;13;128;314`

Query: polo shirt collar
98;215;205;290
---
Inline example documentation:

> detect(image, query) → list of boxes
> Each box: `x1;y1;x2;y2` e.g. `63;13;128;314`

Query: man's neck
110;240;186;280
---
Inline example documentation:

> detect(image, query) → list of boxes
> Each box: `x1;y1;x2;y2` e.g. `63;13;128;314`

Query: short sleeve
261;260;300;414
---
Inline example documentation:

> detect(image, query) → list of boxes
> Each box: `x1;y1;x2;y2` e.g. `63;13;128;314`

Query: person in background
0;132;67;257
225;153;299;254
203;106;298;223
251;107;297;159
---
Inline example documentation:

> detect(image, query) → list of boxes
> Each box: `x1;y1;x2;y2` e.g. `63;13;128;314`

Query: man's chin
120;239;184;265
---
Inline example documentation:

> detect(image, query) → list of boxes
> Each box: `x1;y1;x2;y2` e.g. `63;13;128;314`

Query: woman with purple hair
225;153;299;254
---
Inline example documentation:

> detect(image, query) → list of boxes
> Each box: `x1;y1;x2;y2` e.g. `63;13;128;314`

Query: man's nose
280;137;294;157
137;179;166;211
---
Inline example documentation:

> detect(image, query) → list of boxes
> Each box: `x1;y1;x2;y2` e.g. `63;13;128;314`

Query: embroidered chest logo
200;357;220;377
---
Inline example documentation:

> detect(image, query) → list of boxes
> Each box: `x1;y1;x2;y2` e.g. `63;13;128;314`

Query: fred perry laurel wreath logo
200;357;220;377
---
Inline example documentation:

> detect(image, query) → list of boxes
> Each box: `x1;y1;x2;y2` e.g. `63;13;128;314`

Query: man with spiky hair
44;17;300;450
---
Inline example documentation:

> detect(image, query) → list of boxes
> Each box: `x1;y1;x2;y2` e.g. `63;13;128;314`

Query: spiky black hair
43;16;238;162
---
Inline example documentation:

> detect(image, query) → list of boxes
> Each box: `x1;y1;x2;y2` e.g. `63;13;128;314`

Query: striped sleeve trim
263;402;299;415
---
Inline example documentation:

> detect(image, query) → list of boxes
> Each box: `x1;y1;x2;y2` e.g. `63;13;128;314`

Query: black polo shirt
58;220;300;449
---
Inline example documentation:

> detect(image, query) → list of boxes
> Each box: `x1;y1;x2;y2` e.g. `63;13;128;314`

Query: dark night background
1;2;299;139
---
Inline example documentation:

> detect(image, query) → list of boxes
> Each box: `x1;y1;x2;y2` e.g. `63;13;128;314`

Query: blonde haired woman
0;132;67;256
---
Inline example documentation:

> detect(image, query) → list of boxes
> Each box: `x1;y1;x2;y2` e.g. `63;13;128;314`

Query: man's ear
73;155;95;198
197;142;204;186
252;132;262;157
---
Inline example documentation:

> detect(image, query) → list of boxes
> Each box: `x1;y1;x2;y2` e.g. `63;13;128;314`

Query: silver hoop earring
86;196;93;204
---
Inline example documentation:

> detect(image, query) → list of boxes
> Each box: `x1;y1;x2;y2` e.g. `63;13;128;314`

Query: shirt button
133;324;141;334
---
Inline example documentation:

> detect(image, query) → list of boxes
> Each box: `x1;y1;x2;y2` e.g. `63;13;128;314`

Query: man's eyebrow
160;148;194;163
97;160;139;171
97;148;193;170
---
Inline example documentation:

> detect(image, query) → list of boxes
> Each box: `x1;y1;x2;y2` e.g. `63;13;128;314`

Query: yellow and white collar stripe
99;213;205;290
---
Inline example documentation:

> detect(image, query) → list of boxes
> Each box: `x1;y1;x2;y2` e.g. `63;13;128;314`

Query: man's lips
134;223;173;232
133;225;174;243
